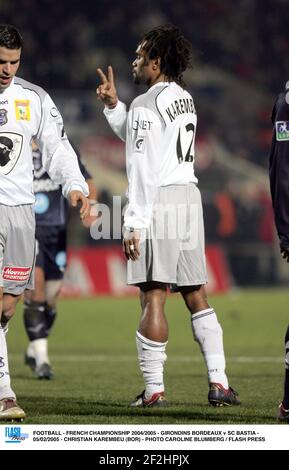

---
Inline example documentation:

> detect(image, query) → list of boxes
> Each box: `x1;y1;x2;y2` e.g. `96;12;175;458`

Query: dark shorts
35;225;67;281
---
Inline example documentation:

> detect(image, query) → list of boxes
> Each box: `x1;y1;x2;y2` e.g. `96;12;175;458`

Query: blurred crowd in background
2;0;289;287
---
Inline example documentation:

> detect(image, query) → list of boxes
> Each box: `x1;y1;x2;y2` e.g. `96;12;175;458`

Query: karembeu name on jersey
166;98;195;122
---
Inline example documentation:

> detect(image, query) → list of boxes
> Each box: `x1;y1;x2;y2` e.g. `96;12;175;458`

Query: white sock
136;331;167;399
191;308;229;389
31;339;50;367
0;326;16;400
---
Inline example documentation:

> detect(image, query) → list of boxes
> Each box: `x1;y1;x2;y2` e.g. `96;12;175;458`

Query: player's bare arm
69;190;90;220
96;66;118;108
123;229;141;261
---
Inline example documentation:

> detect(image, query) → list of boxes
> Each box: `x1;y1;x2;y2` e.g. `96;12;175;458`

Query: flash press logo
5;426;29;443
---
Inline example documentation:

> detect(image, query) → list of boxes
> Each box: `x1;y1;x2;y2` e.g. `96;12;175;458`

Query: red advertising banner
62;245;231;297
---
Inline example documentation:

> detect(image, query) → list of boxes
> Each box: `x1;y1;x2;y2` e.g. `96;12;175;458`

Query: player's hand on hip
69;190;90;220
123;229;141;261
281;247;289;262
96;66;118;108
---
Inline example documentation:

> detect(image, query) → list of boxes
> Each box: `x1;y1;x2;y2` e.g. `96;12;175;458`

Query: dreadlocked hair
141;24;192;88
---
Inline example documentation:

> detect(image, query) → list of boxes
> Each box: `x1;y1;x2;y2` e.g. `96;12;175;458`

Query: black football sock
44;304;57;336
23;300;47;341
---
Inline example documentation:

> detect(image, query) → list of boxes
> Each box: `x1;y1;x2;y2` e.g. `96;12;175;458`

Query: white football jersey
104;81;198;229
0;77;88;205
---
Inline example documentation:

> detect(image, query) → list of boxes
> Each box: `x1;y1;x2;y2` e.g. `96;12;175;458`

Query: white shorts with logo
0;204;35;295
127;184;208;287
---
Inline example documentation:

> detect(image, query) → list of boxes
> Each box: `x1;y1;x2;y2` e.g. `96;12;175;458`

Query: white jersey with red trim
104;81;198;229
0;76;88;205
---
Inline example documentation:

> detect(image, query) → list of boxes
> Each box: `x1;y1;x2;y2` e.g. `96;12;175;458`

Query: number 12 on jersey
176;122;195;163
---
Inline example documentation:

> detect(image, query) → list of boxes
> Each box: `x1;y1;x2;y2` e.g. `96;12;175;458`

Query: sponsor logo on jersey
132;119;153;131
0;132;23;175
0;109;8;126
14;100;30;121
2;266;31;282
135;136;146;153
276;121;289;141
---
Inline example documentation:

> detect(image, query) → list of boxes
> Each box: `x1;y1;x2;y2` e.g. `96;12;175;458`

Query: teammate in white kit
0;24;89;421
23;142;96;380
97;24;240;408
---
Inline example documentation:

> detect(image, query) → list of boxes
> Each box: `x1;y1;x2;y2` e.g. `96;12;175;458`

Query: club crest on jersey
276;121;289;141
0;109;8;126
0;132;23;175
14;100;30;121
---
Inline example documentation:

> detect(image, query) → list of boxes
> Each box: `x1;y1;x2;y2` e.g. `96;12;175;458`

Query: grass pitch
6;289;288;424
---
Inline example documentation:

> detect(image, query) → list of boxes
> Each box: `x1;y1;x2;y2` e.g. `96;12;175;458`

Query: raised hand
96;66;118;108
